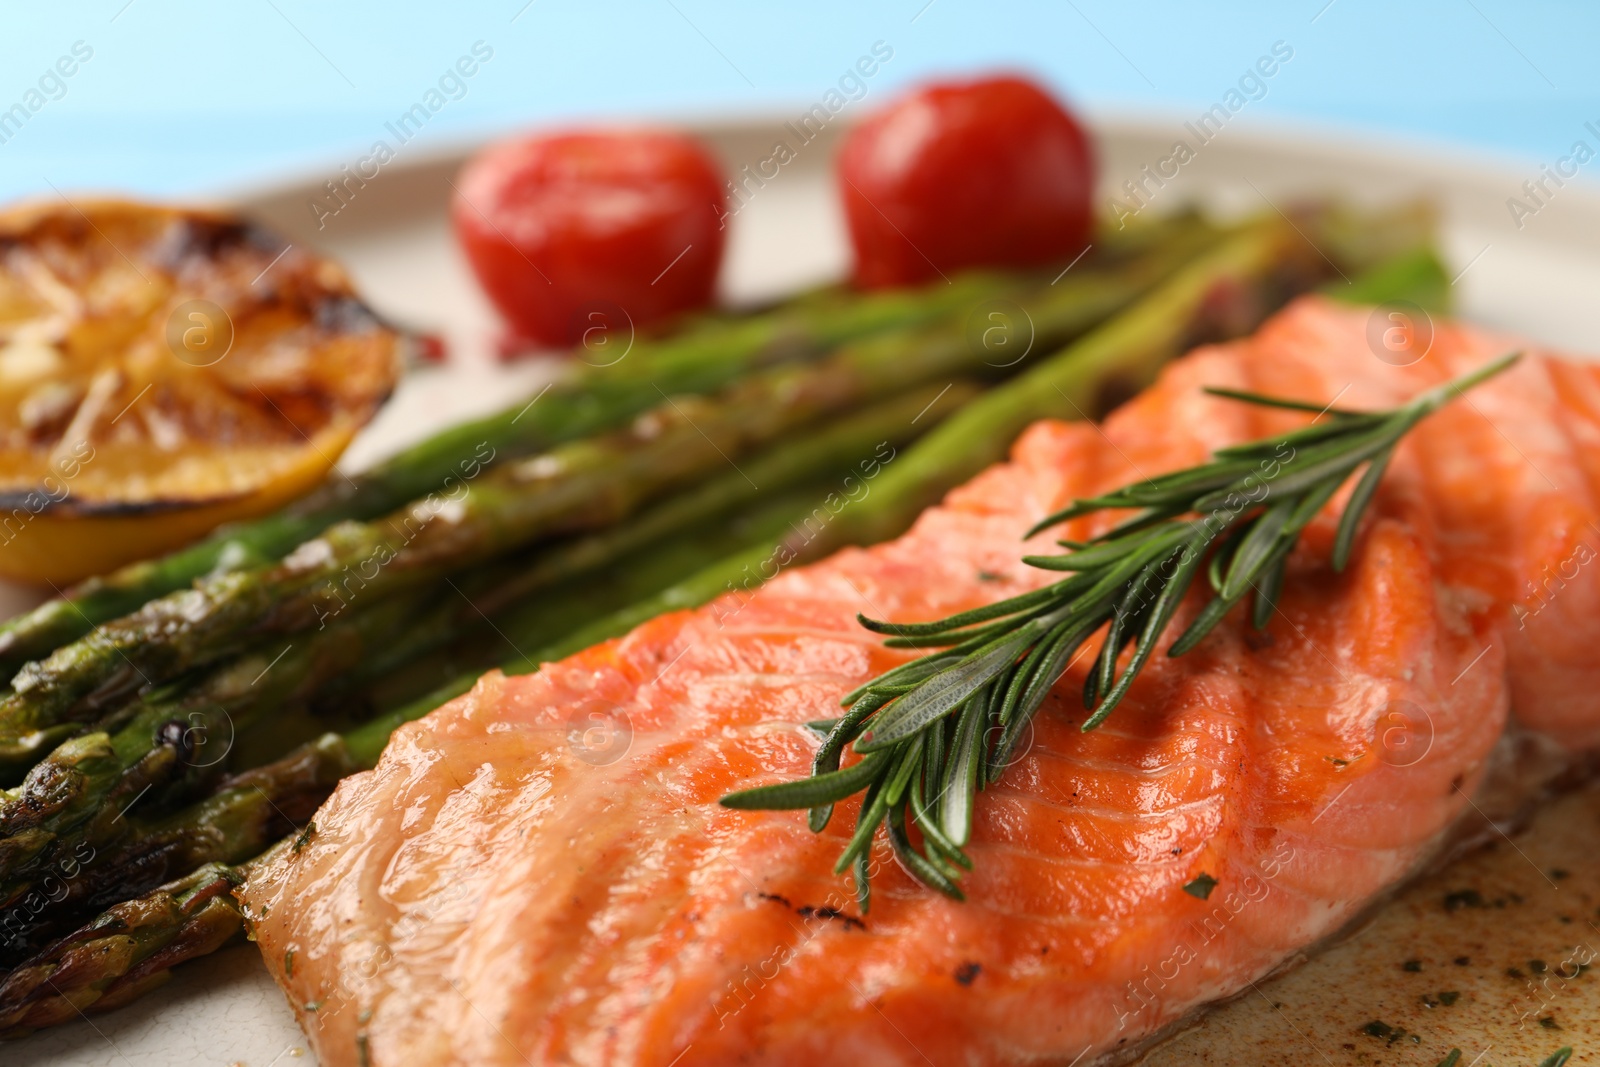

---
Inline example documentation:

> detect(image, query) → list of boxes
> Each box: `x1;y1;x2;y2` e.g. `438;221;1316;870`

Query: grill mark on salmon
241;296;1600;1066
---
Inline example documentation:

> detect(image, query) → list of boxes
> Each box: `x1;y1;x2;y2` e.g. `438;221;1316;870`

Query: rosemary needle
723;352;1522;907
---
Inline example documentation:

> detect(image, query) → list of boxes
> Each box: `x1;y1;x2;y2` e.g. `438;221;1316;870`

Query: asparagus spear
350;208;1393;734
340;458;907;763
0;207;1331;682
292;214;1261;758
0;587;443;908
0;859;246;1034
517;211;1324;663
0;257;1124;677
0;223;1428;1031
326;380;980;692
1323;244;1449;311
0;231;1215;783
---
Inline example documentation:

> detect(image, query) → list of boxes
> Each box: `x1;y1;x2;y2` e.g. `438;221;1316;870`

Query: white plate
13;113;1600;1067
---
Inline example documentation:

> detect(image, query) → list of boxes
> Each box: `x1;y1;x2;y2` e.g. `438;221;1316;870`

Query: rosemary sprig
723;352;1521;908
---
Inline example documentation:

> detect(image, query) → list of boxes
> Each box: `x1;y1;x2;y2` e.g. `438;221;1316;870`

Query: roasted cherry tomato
453;129;726;351
837;74;1095;289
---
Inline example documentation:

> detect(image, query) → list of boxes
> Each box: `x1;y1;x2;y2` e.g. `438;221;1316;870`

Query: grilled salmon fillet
241;297;1600;1066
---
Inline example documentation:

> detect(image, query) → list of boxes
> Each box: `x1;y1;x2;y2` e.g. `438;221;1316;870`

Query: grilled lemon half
0;199;401;585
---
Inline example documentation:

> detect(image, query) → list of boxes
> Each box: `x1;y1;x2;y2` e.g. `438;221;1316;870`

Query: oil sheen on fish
240;297;1600;1066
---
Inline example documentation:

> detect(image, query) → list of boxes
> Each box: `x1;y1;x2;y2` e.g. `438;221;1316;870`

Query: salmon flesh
241;297;1600;1065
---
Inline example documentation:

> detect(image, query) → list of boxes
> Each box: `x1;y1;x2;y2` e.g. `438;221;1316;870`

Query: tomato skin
453;129;726;350
837;74;1095;289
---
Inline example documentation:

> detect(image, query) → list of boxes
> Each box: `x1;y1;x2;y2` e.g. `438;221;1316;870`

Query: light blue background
0;1;1594;201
